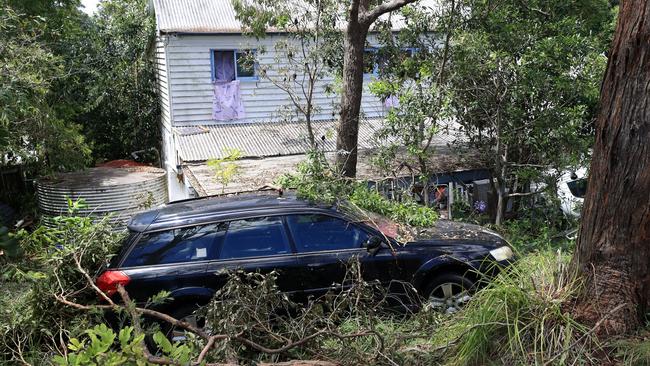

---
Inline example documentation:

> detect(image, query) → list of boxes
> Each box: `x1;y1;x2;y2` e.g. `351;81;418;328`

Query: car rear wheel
162;303;209;343
424;273;474;314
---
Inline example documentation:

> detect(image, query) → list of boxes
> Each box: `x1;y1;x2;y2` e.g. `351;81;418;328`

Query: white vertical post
448;182;454;220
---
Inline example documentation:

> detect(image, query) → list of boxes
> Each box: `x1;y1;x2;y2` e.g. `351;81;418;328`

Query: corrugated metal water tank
37;166;168;229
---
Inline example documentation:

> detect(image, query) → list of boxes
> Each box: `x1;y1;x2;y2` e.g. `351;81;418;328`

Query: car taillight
96;270;130;297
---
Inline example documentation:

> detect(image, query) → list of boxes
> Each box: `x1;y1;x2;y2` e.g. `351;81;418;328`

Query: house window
235;50;255;78
211;50;257;82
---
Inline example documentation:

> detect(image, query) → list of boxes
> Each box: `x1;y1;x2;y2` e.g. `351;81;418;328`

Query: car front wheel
424;273;475;314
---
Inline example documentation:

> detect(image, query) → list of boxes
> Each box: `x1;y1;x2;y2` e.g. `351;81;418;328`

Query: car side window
219;216;291;259
286;214;370;253
122;223;226;267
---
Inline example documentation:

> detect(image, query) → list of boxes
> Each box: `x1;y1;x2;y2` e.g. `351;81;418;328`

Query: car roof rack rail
167;185;286;205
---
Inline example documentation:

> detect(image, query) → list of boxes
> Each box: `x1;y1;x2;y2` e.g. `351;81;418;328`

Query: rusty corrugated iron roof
152;0;440;34
153;0;243;34
176;119;380;161
175;119;460;162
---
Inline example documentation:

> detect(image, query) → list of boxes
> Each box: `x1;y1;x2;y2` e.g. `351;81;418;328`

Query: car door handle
307;263;321;267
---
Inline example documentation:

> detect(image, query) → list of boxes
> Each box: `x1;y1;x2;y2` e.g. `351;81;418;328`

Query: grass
433;251;598;366
614;333;650;366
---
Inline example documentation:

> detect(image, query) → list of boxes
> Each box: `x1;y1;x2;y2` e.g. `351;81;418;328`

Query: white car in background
557;168;588;218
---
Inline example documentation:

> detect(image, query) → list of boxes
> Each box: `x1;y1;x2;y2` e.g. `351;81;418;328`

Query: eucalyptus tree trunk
335;0;419;177
336;20;369;177
572;0;650;335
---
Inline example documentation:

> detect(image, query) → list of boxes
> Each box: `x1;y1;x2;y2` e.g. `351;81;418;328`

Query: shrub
0;210;123;365
497;217;575;254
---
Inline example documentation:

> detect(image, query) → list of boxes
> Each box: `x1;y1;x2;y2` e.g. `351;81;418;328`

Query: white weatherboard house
151;0;465;201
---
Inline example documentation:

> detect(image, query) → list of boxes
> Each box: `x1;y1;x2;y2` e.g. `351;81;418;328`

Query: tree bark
335;0;419;177
336;19;368;177
572;0;650;336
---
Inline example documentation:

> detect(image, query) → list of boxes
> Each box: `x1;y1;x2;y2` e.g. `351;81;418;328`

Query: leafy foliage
369;2;456;186
449;0;615;223
277;151;438;227
207;148;244;193
0;226;22;258
52;325;146;366
0;207;123;364
0;4;92;171
79;0;161;162
53;324;196;366
1;0;160;174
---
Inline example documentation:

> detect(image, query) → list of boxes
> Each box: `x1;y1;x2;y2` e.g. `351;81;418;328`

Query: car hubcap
428;282;472;314
171;314;202;343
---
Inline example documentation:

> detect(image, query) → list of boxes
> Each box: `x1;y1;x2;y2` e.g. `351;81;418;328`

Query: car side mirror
365;236;383;255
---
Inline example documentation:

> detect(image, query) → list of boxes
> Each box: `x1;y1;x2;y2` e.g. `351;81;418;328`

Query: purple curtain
384;95;400;109
213;80;246;121
213;51;235;81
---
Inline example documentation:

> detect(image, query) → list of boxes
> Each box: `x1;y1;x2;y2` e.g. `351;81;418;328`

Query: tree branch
349;0;361;22
54;284;381;365
504;189;546;198
361;0;418;26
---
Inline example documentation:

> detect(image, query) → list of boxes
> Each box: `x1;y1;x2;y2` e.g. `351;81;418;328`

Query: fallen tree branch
54;282;382;365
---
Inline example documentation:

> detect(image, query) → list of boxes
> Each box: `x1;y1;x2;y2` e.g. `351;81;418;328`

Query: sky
80;0;100;14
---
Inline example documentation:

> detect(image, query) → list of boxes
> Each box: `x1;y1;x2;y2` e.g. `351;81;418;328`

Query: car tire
423;273;475;314
165;303;208;341
145;301;207;353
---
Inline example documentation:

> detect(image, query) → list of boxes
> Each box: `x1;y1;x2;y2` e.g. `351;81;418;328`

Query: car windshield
567;178;587;198
337;201;406;240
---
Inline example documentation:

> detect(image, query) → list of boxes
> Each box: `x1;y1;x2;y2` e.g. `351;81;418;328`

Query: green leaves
207;148;244;193
449;0;614;207
277;151;438;228
152;331;173;354
0;226;22;258
53;324;149;366
0;5;92;172
152;331;193;363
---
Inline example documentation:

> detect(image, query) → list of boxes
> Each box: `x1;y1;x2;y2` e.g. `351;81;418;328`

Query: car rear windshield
109;231;139;268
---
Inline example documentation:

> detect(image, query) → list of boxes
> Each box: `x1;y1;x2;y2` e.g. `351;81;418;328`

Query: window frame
115;210;383;268
217;215;293;260
210;49;259;82
363;47;379;78
118;222;228;268
284;213;373;254
117;213;296;268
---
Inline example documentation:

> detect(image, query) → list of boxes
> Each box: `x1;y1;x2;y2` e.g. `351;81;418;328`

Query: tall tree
572;0;650;335
450;0;613;224
335;0;423;177
79;0;161;161
0;3;92;172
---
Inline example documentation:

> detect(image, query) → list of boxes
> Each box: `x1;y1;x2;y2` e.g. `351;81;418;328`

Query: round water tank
37;166;168;229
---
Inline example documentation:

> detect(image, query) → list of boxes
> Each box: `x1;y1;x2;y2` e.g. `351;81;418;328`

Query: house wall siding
154;36;190;201
165;34;387;125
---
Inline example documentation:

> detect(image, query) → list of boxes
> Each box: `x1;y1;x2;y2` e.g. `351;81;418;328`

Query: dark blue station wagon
97;192;514;327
